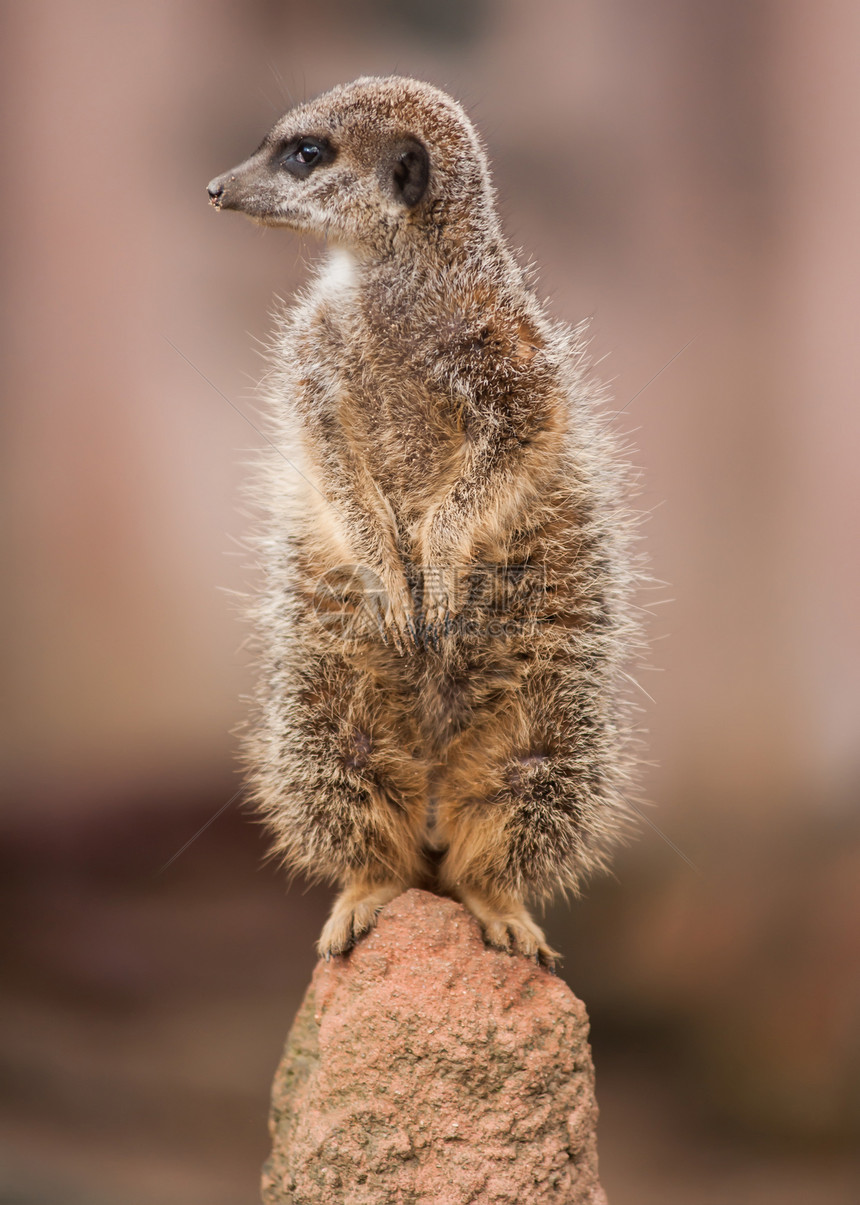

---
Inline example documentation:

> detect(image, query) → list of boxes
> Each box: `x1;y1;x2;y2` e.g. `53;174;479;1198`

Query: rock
262;889;608;1204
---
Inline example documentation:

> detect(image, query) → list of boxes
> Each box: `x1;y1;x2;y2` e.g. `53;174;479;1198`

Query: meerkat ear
390;139;430;208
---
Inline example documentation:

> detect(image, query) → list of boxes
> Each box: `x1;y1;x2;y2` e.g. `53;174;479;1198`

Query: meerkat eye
280;137;335;178
295;141;321;165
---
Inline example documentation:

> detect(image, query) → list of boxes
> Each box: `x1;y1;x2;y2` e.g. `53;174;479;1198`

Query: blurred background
2;1;859;1202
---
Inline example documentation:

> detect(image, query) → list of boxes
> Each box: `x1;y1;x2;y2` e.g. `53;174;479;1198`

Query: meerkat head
206;76;497;255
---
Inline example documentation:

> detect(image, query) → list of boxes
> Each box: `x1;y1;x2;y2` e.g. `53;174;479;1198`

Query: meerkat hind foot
455;886;560;968
317;879;404;959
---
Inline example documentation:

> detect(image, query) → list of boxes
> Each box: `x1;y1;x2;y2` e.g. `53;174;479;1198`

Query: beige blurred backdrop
2;2;859;1203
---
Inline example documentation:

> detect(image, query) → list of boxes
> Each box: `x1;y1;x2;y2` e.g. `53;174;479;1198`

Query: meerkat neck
318;246;360;294
363;229;518;305
315;224;525;336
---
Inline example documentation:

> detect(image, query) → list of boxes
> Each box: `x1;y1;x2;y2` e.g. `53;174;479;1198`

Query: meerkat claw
370;605;388;645
383;613;405;655
318;880;404;960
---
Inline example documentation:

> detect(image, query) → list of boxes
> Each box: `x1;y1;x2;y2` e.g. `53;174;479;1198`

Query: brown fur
207;77;644;964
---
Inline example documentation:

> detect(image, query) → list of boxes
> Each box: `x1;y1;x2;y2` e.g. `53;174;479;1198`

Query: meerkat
207;76;641;965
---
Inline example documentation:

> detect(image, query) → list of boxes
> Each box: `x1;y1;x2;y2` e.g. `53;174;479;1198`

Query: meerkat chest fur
294;242;563;561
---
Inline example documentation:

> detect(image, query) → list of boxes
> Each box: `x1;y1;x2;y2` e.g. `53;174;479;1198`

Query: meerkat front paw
421;565;462;640
384;589;418;653
369;577;417;654
317;879;404;959
453;885;559;968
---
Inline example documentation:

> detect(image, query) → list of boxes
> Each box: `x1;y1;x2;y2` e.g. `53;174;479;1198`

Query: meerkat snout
207;131;430;236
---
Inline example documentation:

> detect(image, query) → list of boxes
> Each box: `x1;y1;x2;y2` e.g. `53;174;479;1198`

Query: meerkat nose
207;178;225;207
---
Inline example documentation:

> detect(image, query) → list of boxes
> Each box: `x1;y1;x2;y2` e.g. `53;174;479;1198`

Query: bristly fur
209;76;647;963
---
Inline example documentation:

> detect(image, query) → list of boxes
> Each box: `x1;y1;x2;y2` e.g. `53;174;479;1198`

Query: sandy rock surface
262;889;607;1204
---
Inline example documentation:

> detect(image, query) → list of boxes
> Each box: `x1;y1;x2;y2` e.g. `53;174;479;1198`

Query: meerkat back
207;76;642;964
